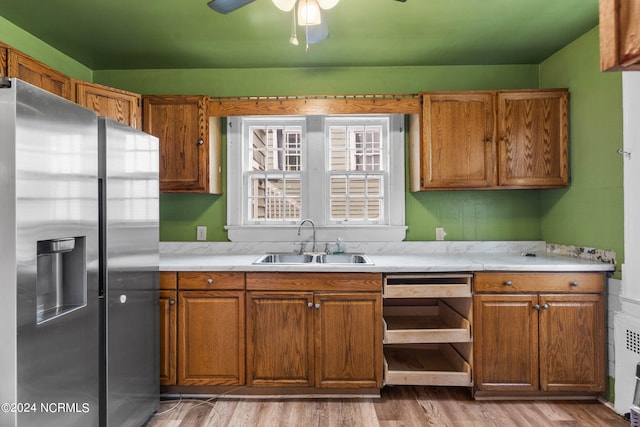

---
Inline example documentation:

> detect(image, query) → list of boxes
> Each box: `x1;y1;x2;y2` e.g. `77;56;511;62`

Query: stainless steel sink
253;252;373;265
253;253;314;264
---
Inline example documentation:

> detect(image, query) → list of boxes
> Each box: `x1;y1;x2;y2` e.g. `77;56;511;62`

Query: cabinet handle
169;300;175;305
571;281;579;287
207;278;213;284
533;304;540;311
504;280;512;286
542;303;549;310
197;139;204;145
315;303;320;309
308;302;313;308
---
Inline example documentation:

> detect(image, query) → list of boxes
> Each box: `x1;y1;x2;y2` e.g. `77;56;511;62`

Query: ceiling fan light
272;0;296;12
317;0;339;9
297;0;322;26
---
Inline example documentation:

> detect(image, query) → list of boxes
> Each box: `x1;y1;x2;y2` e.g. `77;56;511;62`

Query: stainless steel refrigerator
0;79;159;426
98;117;159;427
0;78;100;426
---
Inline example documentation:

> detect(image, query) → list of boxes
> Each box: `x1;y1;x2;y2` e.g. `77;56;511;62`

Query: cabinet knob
571;281;579;287
308;302;313;308
207;278;213;284
504;280;513;286
315;303;320;309
501;136;508;142
485;137;493;143
533;304;540;311
169;300;175;305
542;303;549;310
197;139;204;145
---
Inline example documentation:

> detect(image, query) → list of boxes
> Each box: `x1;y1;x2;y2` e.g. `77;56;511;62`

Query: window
226;115;406;242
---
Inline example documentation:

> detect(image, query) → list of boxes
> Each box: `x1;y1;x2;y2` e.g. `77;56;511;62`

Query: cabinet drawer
474;272;605;293
246;272;381;291
160;272;177;290
383;274;472;298
384;343;472;387
178;272;245;290
383;302;471;344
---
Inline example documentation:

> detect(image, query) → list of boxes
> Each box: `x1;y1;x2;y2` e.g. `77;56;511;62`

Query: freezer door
98;117;159;426
105;290;159;427
11;79;100;427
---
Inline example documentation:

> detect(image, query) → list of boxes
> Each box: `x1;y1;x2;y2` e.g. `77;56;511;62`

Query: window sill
225;225;407;243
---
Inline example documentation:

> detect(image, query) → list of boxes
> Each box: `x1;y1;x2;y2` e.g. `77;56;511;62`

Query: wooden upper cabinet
412;89;569;191
497;90;569;188
599;0;640;71
0;44;7;77
7;50;72;100
143;95;221;193
418;92;496;189
75;81;141;129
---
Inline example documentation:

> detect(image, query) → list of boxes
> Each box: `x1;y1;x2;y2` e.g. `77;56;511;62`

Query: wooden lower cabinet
159;290;177;386
247;292;314;387
178;290;245;385
246;273;383;389
473;272;605;397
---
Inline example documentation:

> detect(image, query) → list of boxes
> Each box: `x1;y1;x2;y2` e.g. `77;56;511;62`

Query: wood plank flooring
144;386;627;427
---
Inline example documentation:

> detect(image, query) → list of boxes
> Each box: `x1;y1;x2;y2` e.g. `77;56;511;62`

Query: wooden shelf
383;274;472;298
384;344;472;387
383;302;471;344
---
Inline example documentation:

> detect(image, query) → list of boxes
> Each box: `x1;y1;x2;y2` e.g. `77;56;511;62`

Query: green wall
539;27;623;275
93;66;543;242
6;14;619;248
0;15;92;81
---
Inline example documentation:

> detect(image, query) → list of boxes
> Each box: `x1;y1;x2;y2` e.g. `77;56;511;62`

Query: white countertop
160;251;615;273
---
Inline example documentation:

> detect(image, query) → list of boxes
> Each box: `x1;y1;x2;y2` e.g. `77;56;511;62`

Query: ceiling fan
207;0;406;46
207;0;406;15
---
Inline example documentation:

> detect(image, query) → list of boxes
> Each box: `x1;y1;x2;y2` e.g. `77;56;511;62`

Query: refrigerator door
98;117;159;427
0;79;100;427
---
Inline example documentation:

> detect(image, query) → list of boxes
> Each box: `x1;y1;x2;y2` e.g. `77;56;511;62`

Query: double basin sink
253;252;373;265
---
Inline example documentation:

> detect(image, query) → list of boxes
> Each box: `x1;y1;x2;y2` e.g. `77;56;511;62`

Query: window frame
226;114;406;242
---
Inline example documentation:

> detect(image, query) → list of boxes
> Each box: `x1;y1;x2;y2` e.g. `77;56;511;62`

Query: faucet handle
294;241;307;255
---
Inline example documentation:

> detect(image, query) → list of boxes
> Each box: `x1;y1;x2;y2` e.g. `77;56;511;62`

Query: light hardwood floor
144;386;627;427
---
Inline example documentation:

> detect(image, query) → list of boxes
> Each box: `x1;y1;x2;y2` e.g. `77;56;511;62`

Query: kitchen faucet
297;219;317;253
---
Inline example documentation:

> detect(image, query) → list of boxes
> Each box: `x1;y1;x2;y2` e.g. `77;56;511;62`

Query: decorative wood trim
209;94;420;116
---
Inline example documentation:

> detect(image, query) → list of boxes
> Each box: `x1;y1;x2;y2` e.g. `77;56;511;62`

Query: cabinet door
538;294;605;392
473;294;539;391
76;81;141;129
7;50;72;100
420;92;495;189
178;290;245;385
0;45;7;77
159;290;177;386
314;292;382;388
247;292;314;387
497;90;568;188
142;95;211;192
599;0;640;71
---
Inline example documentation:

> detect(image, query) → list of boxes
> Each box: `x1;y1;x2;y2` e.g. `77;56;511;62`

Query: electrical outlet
435;227;447;241
196;226;207;241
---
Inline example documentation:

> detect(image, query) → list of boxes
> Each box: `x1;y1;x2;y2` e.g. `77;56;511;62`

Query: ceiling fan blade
207;0;255;14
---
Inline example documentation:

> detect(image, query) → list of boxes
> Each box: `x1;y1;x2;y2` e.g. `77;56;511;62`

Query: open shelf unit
382;274;473;387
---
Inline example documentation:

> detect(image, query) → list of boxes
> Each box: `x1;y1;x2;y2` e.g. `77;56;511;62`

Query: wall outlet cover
196;226;207;241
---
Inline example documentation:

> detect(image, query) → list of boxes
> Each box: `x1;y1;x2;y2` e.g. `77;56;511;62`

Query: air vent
627;329;640;355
